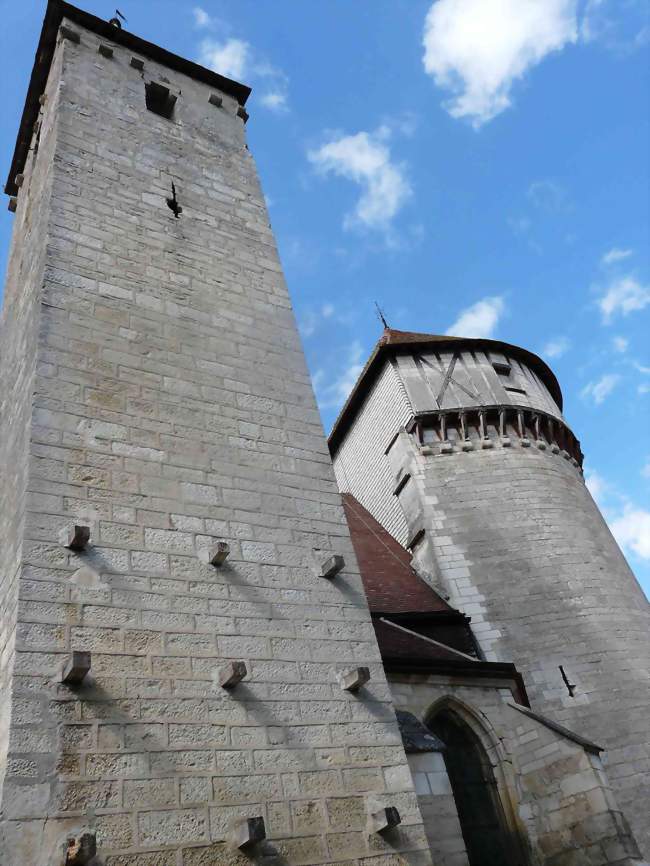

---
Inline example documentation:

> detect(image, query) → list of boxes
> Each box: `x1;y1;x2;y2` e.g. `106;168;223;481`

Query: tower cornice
328;328;564;456
4;0;251;197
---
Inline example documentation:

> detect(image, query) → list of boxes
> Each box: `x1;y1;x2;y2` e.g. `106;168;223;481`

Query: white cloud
612;336;629;353
543;336;570;358
585;470;608;504
639;383;650;395
197;35;290;111
314;341;366;410
199;38;250;80
308;127;412;232
192;7;212;29
259;90;289;113
446;296;505;339
581;373;621;405
602;247;633;266
598;276;650;322
581;0;649;53
298;303;344;338
583;468;650;566
610;506;650;560
642;459;650;480
422;0;578;126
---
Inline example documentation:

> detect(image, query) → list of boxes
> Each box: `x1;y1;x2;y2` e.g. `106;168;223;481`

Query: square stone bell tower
0;3;431;863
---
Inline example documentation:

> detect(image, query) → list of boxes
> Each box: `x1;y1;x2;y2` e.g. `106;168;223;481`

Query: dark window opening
428;709;525;866
493;358;527;396
145;81;177;119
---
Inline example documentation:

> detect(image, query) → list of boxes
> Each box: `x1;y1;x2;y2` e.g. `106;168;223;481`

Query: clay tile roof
379;328;465;346
342;493;452;615
372;618;461;663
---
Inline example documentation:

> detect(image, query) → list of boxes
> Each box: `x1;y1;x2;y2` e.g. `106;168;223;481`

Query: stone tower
0;4;433;864
329;328;650;859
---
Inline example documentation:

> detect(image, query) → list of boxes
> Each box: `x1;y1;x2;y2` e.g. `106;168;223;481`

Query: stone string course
0;20;432;866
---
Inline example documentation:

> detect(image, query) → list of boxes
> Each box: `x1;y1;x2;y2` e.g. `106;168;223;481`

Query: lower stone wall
389;675;644;866
406;750;468;866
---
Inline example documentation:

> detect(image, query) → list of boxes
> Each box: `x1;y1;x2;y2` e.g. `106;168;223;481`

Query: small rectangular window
492;358;526;395
145;81;177;119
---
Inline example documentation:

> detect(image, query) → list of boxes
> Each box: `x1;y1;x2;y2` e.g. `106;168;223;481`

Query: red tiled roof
379;328;465;346
372;618;462;663
342;493;453;615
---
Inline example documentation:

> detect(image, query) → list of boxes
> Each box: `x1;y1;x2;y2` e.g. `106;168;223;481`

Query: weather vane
374;301;389;329
109;9;127;28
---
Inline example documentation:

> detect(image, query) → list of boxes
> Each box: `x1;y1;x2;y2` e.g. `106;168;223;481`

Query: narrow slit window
492;358;527;396
145;81;177;119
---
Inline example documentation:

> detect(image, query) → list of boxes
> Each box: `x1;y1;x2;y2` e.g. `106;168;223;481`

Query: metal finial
374;301;389;330
109;9;126;27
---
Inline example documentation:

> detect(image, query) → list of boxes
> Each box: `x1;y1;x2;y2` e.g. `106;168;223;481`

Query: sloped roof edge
508;702;602;754
328;328;563;456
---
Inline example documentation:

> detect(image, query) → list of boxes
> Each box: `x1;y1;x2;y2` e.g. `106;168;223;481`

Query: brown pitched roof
328;327;563;454
342;494;531;706
372;618;462;663
342;493;452;615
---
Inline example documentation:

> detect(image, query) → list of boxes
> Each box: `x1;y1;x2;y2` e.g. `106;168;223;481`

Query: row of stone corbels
419;434;583;472
58;524;368;690
56;525;393;862
411;405;583;471
63;805;402;864
59;21;249;118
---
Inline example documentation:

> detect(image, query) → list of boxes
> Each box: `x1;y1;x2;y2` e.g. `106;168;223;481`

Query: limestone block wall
0;16;431;866
392;432;650;860
390;677;643;866
333;361;412;545
0;40;64;802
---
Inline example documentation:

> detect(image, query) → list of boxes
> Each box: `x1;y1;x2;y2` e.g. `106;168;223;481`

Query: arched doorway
428;707;524;866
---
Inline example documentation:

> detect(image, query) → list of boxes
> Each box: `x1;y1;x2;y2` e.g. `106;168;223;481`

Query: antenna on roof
374;302;389;330
109;9;127;28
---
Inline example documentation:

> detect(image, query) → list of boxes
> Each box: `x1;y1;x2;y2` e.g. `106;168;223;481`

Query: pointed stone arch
424;696;531;866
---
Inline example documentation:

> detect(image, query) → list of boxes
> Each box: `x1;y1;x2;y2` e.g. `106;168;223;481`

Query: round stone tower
329;328;650;857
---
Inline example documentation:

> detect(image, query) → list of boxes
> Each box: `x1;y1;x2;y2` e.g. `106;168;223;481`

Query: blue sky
1;0;648;593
